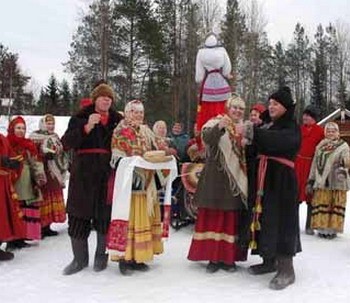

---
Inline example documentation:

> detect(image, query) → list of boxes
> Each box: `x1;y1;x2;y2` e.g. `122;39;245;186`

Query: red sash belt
249;155;295;249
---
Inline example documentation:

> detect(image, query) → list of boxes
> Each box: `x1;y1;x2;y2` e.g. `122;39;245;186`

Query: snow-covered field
1;115;350;302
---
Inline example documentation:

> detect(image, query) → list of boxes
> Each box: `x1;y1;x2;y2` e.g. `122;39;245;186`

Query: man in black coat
61;83;123;275
244;87;301;290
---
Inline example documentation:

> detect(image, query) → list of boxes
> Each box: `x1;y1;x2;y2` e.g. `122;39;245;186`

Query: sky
0;0;349;91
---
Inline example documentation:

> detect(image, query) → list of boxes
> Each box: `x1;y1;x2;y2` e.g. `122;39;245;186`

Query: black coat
61;105;123;220
249;110;302;258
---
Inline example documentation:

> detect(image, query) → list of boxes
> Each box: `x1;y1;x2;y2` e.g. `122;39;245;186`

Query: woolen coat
249;110;302;258
61;105;122;221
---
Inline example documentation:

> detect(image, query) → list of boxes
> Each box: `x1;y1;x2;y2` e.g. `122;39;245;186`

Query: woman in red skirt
195;33;232;131
30;114;68;237
188;96;248;273
0;134;26;260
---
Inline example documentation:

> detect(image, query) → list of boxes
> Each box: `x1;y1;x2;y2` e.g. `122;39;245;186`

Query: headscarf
7;116;38;159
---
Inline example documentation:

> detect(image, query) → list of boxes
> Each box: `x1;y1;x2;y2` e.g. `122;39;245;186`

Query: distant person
295;105;324;235
195;33;232;131
169;122;189;163
7;116;46;249
30;114;69;238
307;122;350;239
249;103;266;126
61;83;123;275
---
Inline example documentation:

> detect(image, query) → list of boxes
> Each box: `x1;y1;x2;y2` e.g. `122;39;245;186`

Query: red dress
295;124;324;202
0;134;26;241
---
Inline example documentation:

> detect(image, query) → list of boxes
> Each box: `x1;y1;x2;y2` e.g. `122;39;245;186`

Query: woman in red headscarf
0;134;26;260
7;116;46;248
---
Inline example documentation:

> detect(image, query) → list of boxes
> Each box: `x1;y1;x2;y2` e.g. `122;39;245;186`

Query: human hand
218;116;231;130
85;113;101;133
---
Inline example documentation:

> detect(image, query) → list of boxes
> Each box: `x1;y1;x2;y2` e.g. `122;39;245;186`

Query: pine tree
59;79;71;115
46;74;60;115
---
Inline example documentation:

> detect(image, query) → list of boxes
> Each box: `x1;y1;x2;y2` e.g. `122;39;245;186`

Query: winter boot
130;261;149;272
42;225;59;238
206;262;220;273
0;249;14;261
248;257;277;275
119;260;133;276
220;262;237;272
269;256;295;290
305;204;314;235
63;238;89;275
93;232;108;272
6;239;31;250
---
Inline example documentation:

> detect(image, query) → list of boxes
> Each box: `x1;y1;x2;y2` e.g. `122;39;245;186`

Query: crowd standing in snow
1;35;350;292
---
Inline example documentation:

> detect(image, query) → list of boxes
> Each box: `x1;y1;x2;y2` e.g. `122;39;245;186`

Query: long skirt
311;189;347;233
20;201;42;240
187;207;247;265
40;186;66;227
196;102;226;132
0;175;26;241
110;192;163;263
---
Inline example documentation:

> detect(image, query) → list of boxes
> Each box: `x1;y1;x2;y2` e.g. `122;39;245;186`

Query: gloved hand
0;156;20;170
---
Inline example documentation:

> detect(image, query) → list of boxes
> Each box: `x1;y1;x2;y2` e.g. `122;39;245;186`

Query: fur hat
91;84;115;103
269;86;295;109
303;105;319;121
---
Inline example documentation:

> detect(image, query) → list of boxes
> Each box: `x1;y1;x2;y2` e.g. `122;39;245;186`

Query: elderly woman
7;116;46;248
30;114;68;237
187;95;248;273
307;122;350;239
108;100;167;275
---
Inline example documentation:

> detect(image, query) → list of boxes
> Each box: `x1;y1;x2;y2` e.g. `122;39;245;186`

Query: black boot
269;256;295;290
119;260;133;276
130;260;149;272
42;225;59;238
248;257;277;275
0;249;14;261
93;232;108;272
305;204;314;235
6;239;31;250
63;238;89;275
220;262;237;272
206;262;220;273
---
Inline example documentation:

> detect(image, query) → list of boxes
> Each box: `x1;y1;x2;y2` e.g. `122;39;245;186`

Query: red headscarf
7;116;38;159
251;103;266;114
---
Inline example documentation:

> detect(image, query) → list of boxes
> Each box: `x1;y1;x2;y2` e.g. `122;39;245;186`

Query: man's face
302;114;316;126
95;96;112;113
172;123;182;135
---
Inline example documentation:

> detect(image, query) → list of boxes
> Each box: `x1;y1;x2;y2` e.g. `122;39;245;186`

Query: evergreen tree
46;74;60;114
59;79;71;115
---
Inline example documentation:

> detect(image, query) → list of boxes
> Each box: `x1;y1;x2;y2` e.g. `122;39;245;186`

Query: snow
1;115;350;302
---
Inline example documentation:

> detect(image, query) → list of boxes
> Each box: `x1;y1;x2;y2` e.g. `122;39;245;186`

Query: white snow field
1;115;350;303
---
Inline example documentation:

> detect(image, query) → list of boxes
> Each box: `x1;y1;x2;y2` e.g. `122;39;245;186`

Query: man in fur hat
243;86;301;290
295;105;324;235
62;83;123;275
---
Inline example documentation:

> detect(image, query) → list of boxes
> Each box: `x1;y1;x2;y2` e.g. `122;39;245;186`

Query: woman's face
268;99;287;121
250;109;261;125
325;127;339;140
155;122;167;137
227;105;244;122
46;120;55;133
131;109;144;126
14;123;26;138
95;96;112;113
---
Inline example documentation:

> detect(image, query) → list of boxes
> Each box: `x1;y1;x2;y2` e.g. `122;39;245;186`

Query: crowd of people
1;33;350;292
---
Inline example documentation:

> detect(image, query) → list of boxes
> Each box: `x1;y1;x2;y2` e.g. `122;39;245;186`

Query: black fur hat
269;86;295;109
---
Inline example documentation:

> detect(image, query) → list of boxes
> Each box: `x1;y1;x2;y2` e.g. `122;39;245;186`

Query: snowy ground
1;204;350;303
1;115;350;302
